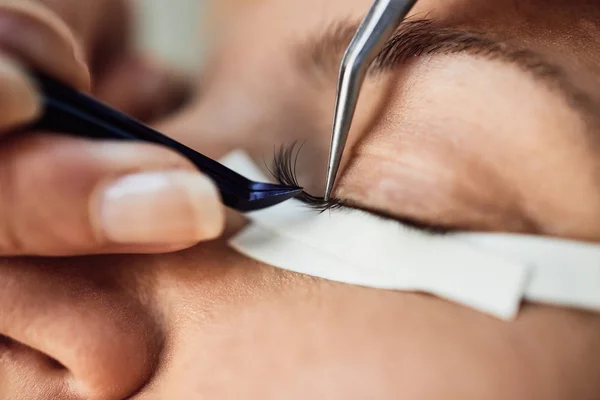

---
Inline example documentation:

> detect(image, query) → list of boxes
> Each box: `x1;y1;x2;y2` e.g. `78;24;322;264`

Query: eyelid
283;21;579;234
370;18;597;129
270;143;450;234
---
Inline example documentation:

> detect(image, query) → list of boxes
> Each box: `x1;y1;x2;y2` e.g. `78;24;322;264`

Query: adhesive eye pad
220;151;600;320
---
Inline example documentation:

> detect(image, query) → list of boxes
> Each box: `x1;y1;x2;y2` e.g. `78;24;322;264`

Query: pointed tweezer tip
233;185;302;212
263;185;303;204
268;186;303;203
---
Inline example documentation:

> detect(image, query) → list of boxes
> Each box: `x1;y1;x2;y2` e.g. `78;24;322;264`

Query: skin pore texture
1;0;600;399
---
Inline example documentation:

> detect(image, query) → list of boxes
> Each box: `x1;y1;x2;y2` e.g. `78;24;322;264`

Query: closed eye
269;143;450;234
279;19;598;236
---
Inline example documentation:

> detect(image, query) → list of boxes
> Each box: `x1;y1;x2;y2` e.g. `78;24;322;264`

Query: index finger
0;0;90;89
35;0;131;76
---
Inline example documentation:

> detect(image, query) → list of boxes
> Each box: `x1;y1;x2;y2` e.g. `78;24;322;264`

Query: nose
0;257;163;399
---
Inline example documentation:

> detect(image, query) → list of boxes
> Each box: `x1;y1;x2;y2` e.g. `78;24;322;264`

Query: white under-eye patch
221;151;600;320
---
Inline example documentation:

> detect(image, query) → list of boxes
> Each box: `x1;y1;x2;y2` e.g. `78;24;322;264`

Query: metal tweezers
324;0;417;200
27;73;302;212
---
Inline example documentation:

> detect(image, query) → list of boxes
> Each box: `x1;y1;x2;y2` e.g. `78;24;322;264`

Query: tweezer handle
24;73;303;212
29;73;249;189
324;0;417;200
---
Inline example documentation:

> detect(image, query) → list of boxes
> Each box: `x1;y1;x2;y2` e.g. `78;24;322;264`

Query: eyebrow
297;18;600;133
290;18;600;231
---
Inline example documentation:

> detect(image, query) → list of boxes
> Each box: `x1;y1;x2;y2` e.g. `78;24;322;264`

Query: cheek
129;240;600;400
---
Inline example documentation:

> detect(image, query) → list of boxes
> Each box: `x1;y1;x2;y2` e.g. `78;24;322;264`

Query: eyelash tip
270;143;343;211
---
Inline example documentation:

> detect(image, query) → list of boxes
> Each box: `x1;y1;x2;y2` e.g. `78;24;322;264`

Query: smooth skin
1;0;600;399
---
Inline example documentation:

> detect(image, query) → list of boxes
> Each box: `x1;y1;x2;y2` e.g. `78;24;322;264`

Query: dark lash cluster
269;143;449;234
268;143;343;212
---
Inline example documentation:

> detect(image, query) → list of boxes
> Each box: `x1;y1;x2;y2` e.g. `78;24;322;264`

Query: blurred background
134;0;205;72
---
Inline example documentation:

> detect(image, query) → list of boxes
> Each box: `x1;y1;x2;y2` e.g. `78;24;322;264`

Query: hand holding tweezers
27;73;302;212
324;0;417;200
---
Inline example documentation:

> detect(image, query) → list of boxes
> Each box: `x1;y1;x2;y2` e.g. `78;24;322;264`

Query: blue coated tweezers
27;73;302;212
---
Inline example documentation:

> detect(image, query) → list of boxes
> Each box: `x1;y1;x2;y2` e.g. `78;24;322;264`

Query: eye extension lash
268;142;344;213
268;143;449;234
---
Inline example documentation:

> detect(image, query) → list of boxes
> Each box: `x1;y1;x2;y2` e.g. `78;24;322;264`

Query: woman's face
2;0;600;399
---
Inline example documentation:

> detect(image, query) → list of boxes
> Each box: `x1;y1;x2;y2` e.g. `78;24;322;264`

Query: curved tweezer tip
29;72;302;212
231;183;303;212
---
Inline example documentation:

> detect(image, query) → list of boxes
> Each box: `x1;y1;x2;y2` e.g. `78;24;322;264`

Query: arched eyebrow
296;18;600;134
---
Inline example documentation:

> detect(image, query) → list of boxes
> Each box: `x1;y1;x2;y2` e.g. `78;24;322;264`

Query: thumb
0;134;225;256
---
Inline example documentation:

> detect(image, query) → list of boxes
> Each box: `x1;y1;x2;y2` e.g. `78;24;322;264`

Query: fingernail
99;171;225;245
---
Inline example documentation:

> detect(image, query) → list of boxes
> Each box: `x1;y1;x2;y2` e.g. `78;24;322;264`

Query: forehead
207;0;600;50
204;0;599;88
207;0;372;38
202;0;599;99
197;0;600;150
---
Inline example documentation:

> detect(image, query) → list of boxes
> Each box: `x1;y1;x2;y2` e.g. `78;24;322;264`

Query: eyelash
267;21;569;235
268;142;343;212
268;143;450;234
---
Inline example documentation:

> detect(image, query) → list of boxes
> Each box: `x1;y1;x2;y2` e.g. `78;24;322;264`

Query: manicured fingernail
99;171;225;245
